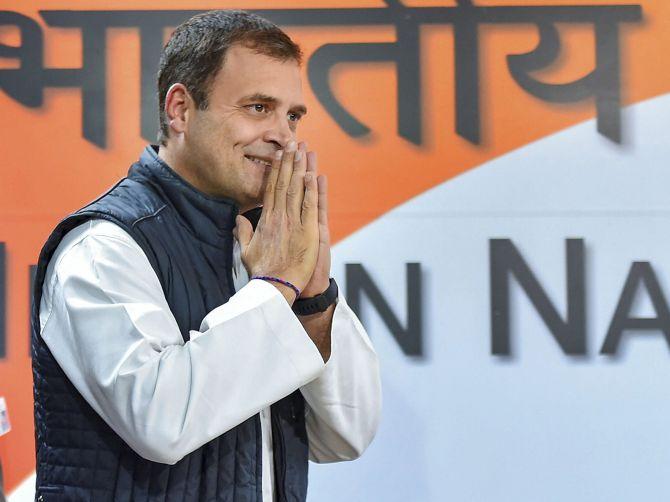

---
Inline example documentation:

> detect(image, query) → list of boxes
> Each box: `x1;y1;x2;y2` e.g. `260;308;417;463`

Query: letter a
601;262;670;355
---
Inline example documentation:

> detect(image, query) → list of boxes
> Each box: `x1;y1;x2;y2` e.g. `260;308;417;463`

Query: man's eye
249;104;267;113
288;112;300;122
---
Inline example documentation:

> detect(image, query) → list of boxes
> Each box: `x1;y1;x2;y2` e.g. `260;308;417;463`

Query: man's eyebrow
290;104;308;117
240;93;307;116
240;93;277;104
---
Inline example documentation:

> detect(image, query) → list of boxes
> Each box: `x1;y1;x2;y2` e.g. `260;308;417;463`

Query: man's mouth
244;155;272;168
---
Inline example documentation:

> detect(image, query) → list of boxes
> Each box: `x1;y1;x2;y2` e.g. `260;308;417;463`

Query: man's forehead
214;46;304;104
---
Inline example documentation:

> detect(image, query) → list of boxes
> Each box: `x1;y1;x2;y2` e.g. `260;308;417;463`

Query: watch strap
292;278;338;315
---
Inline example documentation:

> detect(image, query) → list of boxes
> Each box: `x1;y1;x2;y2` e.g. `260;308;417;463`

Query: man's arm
299;296;382;463
40;220;325;465
293;150;381;462
296;304;334;362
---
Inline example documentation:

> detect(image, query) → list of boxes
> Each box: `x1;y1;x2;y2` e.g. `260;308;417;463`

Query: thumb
235;215;253;251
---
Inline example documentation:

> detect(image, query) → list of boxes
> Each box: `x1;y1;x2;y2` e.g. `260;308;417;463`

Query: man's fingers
288;142;308;219
274;140;297;214
316;174;330;243
306;150;317;177
262;150;282;214
306;151;328;238
317;174;328;226
301;164;319;226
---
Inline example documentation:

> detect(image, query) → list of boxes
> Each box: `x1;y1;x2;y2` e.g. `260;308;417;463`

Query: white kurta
39;219;381;502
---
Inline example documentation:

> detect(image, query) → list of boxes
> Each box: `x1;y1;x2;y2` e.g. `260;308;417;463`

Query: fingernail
294;150;302;162
275;150;283;160
286;140;297;152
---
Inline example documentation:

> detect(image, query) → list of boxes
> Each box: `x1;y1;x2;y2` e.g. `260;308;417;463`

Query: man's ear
164;83;191;136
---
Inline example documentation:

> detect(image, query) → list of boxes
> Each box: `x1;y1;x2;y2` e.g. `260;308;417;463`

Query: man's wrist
300;279;330;298
251;277;298;305
298;303;335;362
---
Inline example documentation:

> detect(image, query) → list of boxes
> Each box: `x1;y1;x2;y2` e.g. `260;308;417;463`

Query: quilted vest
31;145;309;502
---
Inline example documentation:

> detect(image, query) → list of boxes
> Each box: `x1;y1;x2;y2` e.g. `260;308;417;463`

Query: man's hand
301;151;331;298
296;150;334;363
236;141;319;304
236;143;334;362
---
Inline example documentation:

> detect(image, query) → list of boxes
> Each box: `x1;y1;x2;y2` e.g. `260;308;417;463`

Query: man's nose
263;114;294;149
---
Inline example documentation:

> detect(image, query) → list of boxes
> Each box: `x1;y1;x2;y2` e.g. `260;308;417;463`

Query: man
31;10;381;502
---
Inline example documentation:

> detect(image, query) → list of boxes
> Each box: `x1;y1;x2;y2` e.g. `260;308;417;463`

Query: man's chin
237;187;264;214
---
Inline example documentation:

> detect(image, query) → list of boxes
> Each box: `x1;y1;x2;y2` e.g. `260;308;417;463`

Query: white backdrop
309;94;670;502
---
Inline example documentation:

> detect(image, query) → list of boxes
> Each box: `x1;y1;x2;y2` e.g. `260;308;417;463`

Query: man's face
183;44;306;210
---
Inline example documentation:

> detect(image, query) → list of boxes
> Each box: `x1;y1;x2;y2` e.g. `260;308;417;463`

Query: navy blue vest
31;145;309;502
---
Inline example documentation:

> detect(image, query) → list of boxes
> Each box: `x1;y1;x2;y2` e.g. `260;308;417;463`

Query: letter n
490;239;586;356
345;263;422;356
601;262;670;354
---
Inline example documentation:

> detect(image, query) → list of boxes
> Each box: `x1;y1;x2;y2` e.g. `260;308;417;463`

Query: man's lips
244;154;273;167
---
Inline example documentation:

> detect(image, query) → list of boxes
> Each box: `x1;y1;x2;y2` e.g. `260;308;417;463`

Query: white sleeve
300;295;382;463
39;220;325;465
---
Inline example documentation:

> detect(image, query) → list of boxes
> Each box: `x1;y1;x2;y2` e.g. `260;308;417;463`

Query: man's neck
157;144;186;180
157;144;255;213
157;144;212;198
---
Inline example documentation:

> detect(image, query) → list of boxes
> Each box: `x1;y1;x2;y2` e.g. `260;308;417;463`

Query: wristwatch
292;278;339;315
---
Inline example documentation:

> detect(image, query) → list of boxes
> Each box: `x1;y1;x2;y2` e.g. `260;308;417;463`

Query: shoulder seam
131;204;168;228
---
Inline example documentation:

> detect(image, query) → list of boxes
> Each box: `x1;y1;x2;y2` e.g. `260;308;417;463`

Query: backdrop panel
0;1;668;500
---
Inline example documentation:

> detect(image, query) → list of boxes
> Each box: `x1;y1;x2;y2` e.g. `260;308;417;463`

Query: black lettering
308;1;422;144
506;15;629;143
490;238;586;356
0;11;45;107
345;262;423;356
139;21;168;143
453;0;481;143
601;262;670;354
0;4;643;148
